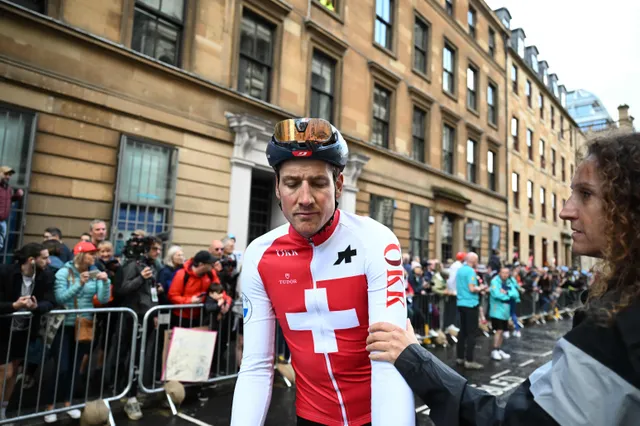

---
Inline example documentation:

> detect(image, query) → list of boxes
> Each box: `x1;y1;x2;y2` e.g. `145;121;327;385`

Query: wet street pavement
126;319;572;426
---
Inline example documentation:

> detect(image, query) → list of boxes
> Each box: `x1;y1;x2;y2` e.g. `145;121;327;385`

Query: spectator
489;267;519;360
89;220;107;247
116;236;163;420
158;246;185;294
45;241;109;423
455;252;487;370
168;251;231;327
209;239;224;257
80;233;91;243
0;166;24;252
44;227;73;262
446;251;466;293
0;243;54;423
488;249;502;273
43;239;65;272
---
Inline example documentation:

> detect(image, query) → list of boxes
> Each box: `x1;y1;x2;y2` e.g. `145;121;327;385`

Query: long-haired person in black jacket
366;133;640;426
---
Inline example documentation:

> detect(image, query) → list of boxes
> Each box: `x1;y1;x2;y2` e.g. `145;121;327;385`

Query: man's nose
298;181;313;205
559;196;578;221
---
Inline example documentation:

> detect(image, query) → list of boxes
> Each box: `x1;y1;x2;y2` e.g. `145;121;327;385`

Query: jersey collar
288;209;341;246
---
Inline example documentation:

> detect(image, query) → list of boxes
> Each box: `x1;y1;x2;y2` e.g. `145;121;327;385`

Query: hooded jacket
0;181;22;221
489;275;520;320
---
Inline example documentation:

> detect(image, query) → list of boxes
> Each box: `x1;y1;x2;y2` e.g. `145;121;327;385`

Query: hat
0;166;15;175
456;252;466;261
193;250;215;265
74;241;98;255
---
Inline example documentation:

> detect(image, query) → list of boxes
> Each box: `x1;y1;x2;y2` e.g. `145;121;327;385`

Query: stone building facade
0;0;539;265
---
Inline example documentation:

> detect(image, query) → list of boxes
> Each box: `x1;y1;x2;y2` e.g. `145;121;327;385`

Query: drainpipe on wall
503;33;511;264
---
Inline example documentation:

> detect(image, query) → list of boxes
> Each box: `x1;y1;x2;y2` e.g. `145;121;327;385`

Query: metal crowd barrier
0;308;138;426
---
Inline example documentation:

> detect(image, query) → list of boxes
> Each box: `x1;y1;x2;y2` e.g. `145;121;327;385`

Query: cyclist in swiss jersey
230;118;415;426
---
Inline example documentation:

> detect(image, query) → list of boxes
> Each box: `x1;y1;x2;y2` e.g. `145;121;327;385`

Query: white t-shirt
12;274;35;331
446;261;463;292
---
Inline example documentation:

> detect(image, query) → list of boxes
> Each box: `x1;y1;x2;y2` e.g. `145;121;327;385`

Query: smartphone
89;270;99;279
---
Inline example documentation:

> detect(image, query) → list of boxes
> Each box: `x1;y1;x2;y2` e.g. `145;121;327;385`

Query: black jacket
395;296;640;425
116;260;160;318
0;264;56;338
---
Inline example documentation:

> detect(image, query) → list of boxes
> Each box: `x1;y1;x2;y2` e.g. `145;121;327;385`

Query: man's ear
274;177;281;200
335;173;344;199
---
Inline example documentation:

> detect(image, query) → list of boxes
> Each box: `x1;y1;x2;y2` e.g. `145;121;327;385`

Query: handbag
68;268;94;342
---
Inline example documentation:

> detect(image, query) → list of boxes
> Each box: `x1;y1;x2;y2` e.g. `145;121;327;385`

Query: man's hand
156;284;164;294
26;296;38;311
190;294;203;304
96;271;108;282
154;316;158;329
366;319;419;364
15;189;24;198
140;267;153;280
12;296;32;310
220;303;230;315
79;271;90;285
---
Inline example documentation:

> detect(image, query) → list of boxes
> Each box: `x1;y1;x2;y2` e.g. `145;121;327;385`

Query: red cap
456;252;466;261
74;241;98;255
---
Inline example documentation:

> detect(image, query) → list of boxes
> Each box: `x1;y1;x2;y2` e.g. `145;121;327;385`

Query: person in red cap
45;241;109;423
0;166;24;251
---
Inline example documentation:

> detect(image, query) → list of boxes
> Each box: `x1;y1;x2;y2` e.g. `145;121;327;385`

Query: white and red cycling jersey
231;209;415;426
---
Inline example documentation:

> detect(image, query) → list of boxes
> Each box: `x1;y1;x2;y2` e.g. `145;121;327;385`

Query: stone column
227;159;253;252
340;153;369;214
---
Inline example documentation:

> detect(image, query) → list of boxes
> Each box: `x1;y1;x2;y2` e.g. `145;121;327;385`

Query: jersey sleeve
230;243;276;426
365;224;416;426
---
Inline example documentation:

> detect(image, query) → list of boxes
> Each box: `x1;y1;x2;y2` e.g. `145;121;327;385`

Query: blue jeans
0;220;7;251
510;300;521;331
45;326;90;405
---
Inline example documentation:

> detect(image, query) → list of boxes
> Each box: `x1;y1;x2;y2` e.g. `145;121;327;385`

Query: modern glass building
566;89;615;132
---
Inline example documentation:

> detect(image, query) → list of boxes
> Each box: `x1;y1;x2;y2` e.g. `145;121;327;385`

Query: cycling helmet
267;118;349;171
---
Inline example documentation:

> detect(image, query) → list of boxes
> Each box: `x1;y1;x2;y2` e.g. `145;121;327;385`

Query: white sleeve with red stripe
366;222;416;426
230;238;276;426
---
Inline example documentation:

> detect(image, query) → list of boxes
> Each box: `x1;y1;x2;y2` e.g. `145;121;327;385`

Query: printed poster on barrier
162;327;217;382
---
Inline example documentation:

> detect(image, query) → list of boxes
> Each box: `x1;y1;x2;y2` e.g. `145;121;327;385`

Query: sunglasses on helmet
272;118;336;147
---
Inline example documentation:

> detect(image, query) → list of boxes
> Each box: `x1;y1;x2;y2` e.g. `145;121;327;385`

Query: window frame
552;193;557;222
466;64;479;112
527;180;534;215
551;105;555;129
410;204;430;261
309;49;337;123
374;0;394;51
512;172;520;209
539;93;545;119
413;13;430;77
488;28;496;58
511;64;518;93
465;218;481;257
412;106;427;163
442;122;456;175
442;40;457;96
540;186;546;219
445;0;454;17
111;135;179;254
372;83;392;149
511;116;519;151
539;139;545;169
551;148;556;176
487;149;497;192
467;6;476;39
466;138;477;183
487;81;498;126
369;194;395;230
526;80;532;107
561;156;566;182
526;128;533;160
560;115;565;139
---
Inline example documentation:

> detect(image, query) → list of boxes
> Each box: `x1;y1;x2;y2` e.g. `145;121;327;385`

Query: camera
122;234;157;266
220;255;237;270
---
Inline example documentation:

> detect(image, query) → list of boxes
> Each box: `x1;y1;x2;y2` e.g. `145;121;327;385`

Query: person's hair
208;283;224;294
98;240;113;250
14;242;46;265
584;133;640;321
45;227;62;239
89;219;105;232
43;239;62;257
81;232;91;238
164;245;183;268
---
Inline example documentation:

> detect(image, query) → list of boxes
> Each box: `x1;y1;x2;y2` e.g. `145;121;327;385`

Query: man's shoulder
338;210;396;241
245;223;290;260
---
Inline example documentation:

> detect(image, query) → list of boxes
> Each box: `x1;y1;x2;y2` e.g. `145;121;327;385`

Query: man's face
499;268;510;281
148;243;162;260
90;222;107;243
224;240;235;255
36;249;51;271
209;241;223;256
1;172;11;183
276;159;343;239
195;263;213;277
559;157;606;258
80;235;91;243
43;232;53;241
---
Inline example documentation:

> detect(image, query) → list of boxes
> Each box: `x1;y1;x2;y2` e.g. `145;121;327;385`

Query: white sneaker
499;350;511;359
44;413;58;424
67;409;82;420
446;324;460;333
514;330;522;338
491;350;503;360
428;329;440;338
503;331;510;339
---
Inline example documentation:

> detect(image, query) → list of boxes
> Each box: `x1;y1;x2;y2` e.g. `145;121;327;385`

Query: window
375;0;394;50
113;137;178;256
513;231;521;261
441;214;455;262
570;125;573;147
465;219;481;256
539;94;544;119
8;0;46;12
310;51;336;122
412;107;426;162
527;180;534;215
0;105;36;264
526;80;532;107
512;172;519;208
542;237;548;266
511;65;518;93
132;0;185;66
468;7;476;39
443;43;456;94
372;85;391;148
370;194;395;229
442;123;455;174
560;116;565;139
561;157;566;181
488;150;497;191
445;0;454;16
466;66;478;110
413;16;429;74
526;129;533;160
487;83;498;125
511;117;519;151
540;187;546;219
551;106;555;129
410;204;430;261
488;28;496;58
562;198;567;227
551;148;556;176
539;139;545;169
552;193;557;222
318;0;337;12
571;164;574;179
238;11;275;101
553;241;559;266
466;138;477;183
490;224;501;254
248;175;274;244
529;235;535;265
